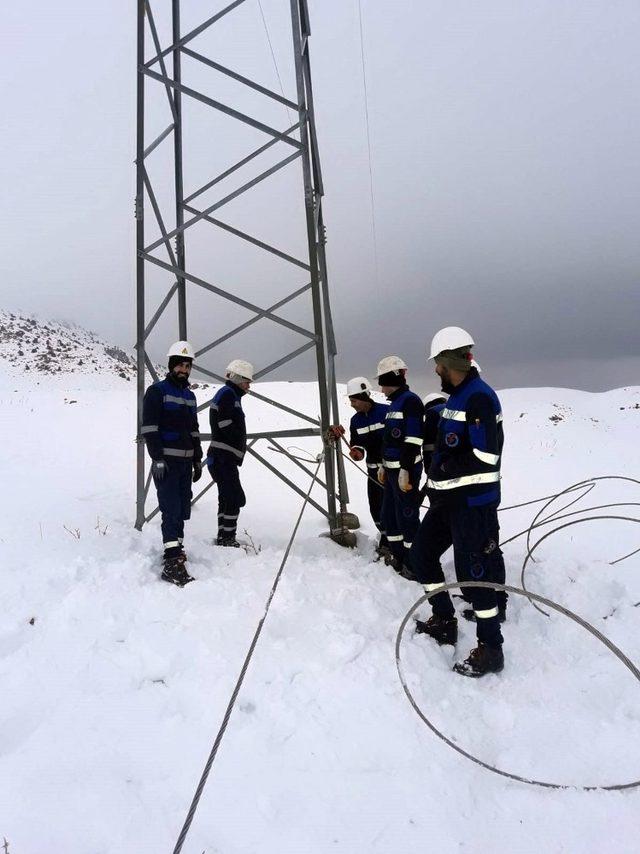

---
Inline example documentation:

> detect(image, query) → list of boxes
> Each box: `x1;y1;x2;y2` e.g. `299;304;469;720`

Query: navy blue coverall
206;380;247;542
142;374;202;550
349;400;389;540
410;368;507;648
381;385;424;567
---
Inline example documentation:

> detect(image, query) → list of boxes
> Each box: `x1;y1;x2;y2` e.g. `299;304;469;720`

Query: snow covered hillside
1;321;640;852
0;309;137;380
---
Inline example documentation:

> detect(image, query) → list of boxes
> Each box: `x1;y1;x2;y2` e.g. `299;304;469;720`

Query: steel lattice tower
135;0;353;537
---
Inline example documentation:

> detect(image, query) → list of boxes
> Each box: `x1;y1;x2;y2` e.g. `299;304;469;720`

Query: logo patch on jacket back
445;432;459;447
391;427;402;439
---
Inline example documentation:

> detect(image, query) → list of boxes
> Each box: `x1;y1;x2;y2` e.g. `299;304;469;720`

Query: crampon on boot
414;615;458;646
453;643;504;677
161;554;194;587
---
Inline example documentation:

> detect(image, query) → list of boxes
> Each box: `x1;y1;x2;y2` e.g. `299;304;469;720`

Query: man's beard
440;375;455;394
171;370;190;387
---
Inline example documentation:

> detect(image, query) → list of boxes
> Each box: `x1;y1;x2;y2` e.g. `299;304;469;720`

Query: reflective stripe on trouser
380;463;422;566
366;470;383;534
210;456;246;539
410;500;505;647
154;458;193;546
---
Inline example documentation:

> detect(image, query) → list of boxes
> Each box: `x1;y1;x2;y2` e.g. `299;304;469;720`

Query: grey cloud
1;0;638;391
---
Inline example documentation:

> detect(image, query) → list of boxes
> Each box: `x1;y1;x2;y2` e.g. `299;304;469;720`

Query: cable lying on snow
396;475;640;790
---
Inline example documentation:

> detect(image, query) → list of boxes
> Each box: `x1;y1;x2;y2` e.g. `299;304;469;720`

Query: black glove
152;460;167;481
192;460;202;483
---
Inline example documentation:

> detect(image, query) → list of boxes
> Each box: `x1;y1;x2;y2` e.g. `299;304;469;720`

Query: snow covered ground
1;331;640;852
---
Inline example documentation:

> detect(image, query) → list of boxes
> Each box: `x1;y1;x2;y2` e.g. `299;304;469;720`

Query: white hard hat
226;359;254;381
346;376;372;396
167;340;195;360
423;392;448;406
429;327;474;360
376;355;407;377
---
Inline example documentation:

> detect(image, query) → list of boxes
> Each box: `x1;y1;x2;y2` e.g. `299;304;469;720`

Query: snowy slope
1;325;640;853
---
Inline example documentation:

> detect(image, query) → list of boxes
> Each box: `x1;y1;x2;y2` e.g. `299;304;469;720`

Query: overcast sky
1;0;639;393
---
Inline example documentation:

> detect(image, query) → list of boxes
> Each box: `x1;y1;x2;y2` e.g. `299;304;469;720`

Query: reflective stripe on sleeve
218;419;233;428
423;443;435;451
427;472;500;490
141;425;159;434
441;407;466;422
163;448;195;458
473;449;500;465
163;540;180;548
384;455;421;468
387;534;403;542
357;421;386;434
163;395;196;406
424;582;445;592
441;407;502;424
475;606;499;619
386;411;403;419
403;541;412;549
210;441;244;459
404;436;422;445
191;431;200;438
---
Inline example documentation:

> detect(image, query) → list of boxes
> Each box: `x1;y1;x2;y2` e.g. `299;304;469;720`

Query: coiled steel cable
396;580;640;791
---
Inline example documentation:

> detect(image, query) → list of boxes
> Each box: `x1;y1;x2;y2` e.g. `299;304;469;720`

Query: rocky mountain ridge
0;309;136;379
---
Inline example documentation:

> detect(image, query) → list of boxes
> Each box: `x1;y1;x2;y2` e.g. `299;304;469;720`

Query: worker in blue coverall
206;359;253;547
412;327;507;678
329;376;390;556
142;340;202;587
376;355;424;580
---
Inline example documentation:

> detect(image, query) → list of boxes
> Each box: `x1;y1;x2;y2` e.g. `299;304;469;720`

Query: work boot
384;554;417;581
161;555;194;587
453;643;504;677
397;563;418;582
414;614;458;646
216;536;241;548
375;539;391;561
462;607;506;624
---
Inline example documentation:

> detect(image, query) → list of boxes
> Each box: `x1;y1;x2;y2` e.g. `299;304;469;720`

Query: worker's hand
377;465;386;485
328;425;345;441
398;468;413;492
192;460;202;483
349;447;364;461
152;460;167;481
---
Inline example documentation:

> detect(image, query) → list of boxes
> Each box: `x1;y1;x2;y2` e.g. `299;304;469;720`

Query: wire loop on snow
396;580;640;792
512;477;640;616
